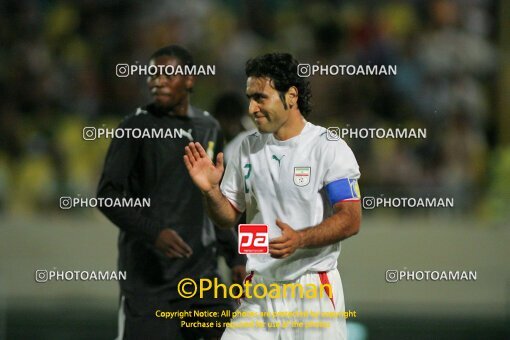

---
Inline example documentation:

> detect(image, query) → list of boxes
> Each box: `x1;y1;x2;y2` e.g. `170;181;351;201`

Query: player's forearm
298;203;361;248
203;186;240;229
97;185;162;242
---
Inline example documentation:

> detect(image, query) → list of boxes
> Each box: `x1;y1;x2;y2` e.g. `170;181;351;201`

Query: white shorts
222;269;346;340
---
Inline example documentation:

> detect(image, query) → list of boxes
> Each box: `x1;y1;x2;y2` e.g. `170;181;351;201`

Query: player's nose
152;74;168;86
249;99;260;115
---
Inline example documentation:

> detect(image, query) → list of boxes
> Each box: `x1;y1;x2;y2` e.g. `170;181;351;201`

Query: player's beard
253;112;274;133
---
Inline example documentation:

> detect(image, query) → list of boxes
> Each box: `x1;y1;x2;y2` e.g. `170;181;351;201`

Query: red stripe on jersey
340;198;360;202
318;271;335;310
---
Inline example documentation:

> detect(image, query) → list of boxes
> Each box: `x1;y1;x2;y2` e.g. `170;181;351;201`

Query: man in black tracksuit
97;45;245;340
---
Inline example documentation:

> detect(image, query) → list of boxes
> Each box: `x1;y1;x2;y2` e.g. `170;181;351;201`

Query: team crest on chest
293;167;311;186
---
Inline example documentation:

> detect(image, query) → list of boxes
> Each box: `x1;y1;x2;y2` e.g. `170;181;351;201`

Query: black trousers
118;288;236;340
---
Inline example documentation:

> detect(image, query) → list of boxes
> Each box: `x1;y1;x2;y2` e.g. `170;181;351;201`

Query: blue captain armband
325;178;361;205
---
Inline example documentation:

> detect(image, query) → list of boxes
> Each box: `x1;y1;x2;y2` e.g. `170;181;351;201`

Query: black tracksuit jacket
97;103;245;300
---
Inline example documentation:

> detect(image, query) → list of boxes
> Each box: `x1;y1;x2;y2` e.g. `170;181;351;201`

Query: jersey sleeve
220;138;247;213
322;139;361;204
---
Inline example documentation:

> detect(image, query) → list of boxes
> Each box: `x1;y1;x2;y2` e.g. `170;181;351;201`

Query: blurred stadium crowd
0;0;506;220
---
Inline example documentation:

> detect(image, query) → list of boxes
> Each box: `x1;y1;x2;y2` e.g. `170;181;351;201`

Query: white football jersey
220;122;360;280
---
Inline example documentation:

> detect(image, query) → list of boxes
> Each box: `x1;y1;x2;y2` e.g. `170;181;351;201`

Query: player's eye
253;95;265;103
150;74;174;82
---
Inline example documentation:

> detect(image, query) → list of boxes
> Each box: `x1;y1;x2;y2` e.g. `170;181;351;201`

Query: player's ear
285;86;298;109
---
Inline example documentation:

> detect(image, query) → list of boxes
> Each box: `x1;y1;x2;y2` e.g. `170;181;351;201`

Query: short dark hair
245;53;312;117
149;45;194;67
149;45;194;92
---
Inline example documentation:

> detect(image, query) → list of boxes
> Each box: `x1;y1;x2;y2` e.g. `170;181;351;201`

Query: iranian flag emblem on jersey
293;167;311;186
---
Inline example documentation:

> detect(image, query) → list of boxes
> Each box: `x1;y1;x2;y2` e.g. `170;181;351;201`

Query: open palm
183;142;224;193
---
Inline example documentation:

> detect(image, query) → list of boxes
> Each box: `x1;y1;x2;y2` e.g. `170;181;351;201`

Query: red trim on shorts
318;271;335;310
244;271;254;285
238;271;254;304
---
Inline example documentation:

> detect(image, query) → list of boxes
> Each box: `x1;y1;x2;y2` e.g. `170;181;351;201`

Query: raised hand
183;142;224;193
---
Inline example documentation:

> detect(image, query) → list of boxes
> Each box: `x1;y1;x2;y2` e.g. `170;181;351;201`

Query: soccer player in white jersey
184;53;361;340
